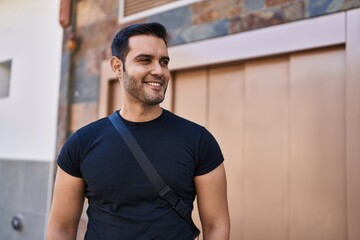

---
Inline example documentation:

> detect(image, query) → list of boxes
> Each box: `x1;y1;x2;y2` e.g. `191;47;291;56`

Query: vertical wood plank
108;79;122;114
243;56;290;240
208;64;245;240
173;69;207;126
289;47;347;240
346;8;360;240
160;74;173;111
98;60;115;118
172;69;207;239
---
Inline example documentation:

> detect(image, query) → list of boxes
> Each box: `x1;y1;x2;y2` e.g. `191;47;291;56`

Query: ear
110;56;123;78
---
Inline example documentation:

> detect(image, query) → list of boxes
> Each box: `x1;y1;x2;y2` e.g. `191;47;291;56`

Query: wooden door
172;46;347;240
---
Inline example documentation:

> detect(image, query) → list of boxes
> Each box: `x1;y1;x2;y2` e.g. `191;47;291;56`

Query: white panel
0;0;63;161
169;12;345;70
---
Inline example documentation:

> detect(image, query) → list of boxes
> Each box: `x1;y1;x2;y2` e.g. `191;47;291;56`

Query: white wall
0;0;63;161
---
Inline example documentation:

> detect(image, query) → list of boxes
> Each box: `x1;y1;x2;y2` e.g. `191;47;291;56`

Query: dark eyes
138;58;169;66
160;59;169;66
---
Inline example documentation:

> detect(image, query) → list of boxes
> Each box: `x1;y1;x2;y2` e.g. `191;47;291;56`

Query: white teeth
148;82;161;87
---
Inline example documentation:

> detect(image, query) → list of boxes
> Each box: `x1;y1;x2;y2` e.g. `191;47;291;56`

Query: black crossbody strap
109;112;200;239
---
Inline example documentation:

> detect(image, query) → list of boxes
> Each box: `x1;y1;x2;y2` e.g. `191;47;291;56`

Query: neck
120;104;163;122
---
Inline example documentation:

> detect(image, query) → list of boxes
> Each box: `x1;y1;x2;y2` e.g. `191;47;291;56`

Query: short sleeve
57;132;83;178
195;128;224;176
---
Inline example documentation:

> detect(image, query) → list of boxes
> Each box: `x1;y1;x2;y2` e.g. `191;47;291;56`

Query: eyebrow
133;54;170;62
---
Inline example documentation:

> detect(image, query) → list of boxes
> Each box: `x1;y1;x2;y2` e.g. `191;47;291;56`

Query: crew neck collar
117;109;167;126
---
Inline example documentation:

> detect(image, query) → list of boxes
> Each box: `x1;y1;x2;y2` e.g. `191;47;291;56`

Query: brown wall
172;46;348;240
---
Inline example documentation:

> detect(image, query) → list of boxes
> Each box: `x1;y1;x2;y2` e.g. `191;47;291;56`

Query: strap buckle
174;198;189;218
159;186;189;218
159;185;174;199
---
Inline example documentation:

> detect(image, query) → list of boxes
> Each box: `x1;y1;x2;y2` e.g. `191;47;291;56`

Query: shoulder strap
108;112;200;239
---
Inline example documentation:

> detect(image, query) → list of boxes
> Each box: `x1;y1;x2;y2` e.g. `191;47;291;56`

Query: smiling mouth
147;82;162;87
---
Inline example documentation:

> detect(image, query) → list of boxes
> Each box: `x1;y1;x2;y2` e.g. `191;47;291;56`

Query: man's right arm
46;167;85;240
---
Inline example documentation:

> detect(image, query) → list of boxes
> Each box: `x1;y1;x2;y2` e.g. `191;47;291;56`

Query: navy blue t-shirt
58;109;224;239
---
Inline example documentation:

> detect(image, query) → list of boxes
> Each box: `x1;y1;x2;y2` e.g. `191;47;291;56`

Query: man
47;22;230;240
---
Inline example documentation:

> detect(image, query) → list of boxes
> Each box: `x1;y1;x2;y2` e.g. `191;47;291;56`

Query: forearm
47;167;85;240
195;164;230;240
46;225;78;240
202;224;230;240
46;200;82;240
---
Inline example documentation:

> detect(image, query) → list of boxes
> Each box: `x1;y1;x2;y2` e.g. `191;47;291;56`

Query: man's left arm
195;163;230;240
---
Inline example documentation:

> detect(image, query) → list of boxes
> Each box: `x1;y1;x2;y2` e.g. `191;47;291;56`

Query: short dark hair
111;22;168;65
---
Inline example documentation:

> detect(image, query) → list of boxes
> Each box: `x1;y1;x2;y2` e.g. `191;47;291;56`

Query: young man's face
122;34;170;106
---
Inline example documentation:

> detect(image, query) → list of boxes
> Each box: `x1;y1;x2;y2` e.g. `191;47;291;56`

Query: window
0;60;11;98
119;0;200;23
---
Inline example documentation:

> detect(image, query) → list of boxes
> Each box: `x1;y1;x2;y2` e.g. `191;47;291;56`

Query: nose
150;62;165;77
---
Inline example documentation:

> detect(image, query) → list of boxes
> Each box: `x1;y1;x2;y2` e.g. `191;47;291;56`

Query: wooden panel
346;9;360;240
170;45;348;240
172;68;207;238
160;75;173;111
208;64;245;240
173;69;207;126
124;0;175;16
289;47;347;240
243;56;290;240
98;60;116;118
108;79;121;114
